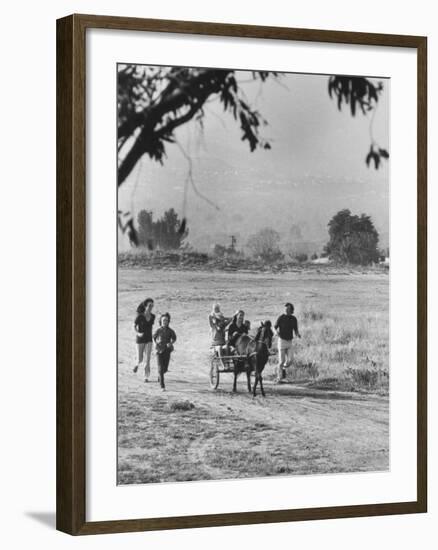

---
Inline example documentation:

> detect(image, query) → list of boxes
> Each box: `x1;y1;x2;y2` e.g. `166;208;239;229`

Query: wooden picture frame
56;13;427;535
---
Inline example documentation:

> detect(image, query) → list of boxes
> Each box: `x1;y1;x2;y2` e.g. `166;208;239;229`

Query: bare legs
134;342;152;380
277;341;293;381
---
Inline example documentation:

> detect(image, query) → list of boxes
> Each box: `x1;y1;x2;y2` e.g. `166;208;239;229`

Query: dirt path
118;364;389;483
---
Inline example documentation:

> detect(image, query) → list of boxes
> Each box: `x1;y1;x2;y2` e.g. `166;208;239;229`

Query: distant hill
119;156;389;254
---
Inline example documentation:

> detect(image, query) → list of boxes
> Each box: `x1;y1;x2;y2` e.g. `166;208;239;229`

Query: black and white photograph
117;64;390;485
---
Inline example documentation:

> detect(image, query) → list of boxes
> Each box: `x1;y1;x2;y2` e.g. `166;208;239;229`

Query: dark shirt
134;313;155;344
227;321;248;345
153;326;177;354
274;314;298;341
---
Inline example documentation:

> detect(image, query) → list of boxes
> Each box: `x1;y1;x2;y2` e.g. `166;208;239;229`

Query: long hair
232;309;245;325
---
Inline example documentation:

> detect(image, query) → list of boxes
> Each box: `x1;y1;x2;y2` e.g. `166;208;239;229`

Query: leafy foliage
137;208;188;250
324;209;380;265
328;76;389;169
247;227;284;262
293;253;308;263
328;76;382;116
365;145;390;169
118;66;276;186
117;210;139;247
213;239;241;258
213;244;227;257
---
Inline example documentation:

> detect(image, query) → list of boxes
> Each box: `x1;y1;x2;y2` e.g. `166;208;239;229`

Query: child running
153;313;177;391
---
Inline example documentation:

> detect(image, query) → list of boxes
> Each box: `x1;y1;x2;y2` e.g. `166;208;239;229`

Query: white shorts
278;338;293;350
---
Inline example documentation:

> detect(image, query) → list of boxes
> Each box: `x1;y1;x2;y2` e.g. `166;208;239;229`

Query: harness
242;337;269;359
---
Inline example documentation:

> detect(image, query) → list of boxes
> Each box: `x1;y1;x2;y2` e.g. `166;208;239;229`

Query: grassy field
118;268;389;484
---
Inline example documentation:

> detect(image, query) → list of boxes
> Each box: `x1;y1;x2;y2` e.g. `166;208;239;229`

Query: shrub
168;400;195;412
213;244;226;257
346;367;389;389
293;253;308;263
247;228;284;262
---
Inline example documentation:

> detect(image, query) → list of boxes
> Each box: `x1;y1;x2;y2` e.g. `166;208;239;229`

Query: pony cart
209;348;247;390
209;324;274;396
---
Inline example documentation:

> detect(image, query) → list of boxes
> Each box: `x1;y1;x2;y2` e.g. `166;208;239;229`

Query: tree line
136;208;188;250
133;207;384;265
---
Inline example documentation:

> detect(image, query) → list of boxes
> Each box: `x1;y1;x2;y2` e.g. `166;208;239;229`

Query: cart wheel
210;357;220;389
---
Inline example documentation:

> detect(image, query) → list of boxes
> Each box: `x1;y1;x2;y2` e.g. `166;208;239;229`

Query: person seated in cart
208;303;232;359
227;310;249;349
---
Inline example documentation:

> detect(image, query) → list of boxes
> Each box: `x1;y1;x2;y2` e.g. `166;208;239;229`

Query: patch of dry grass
117;390;383;485
268;308;389;392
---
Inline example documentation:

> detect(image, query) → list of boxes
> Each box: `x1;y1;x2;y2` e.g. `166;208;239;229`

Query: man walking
274;303;301;382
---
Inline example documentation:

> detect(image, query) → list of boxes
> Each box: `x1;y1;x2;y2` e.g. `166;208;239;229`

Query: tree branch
157;103;200;138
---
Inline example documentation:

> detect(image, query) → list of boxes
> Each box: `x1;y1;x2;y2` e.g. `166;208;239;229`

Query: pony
233;321;273;397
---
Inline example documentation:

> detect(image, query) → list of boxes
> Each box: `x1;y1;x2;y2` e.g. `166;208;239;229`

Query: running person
133;297;155;382
153;313;177;391
274;302;301;381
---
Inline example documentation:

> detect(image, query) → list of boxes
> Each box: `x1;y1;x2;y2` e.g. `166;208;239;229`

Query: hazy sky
119;70;389;252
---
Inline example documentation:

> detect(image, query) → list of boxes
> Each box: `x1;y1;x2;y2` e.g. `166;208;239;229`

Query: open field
118;268;389;484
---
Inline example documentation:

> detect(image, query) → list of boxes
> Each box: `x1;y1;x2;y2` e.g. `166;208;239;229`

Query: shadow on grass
268;384;362;401
194;380;365;401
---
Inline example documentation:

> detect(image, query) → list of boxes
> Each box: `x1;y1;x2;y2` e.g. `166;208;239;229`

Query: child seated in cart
209;303;232;362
